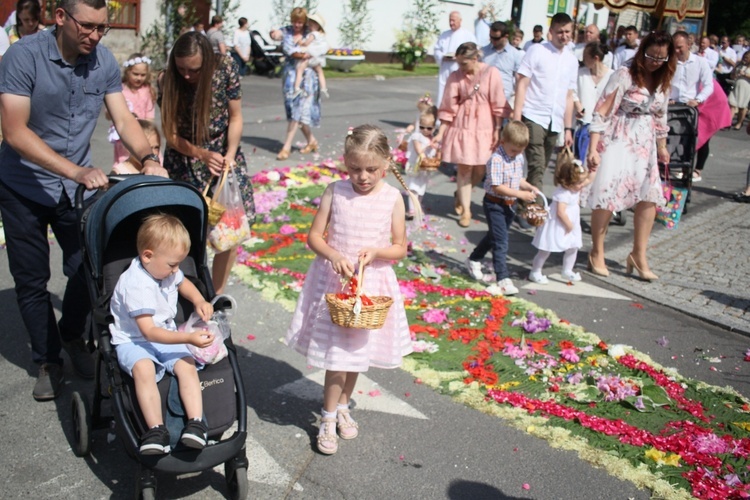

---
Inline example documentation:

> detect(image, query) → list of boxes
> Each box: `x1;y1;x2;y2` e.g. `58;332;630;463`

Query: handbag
208;167;251;251
655;167;687;229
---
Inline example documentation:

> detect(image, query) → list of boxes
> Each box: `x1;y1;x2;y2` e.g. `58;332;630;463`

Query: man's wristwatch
140;153;160;165
565;127;575;132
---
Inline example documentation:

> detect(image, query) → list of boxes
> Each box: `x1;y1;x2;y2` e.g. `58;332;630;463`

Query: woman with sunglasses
585;31;676;282
433;42;509;227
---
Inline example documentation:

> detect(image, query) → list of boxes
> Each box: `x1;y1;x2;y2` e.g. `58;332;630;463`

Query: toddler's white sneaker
561;270;582;282
486;278;519;296
528;271;548;284
465;258;484;281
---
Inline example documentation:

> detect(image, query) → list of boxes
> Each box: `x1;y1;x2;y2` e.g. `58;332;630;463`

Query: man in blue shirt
481;21;522;106
0;0;167;401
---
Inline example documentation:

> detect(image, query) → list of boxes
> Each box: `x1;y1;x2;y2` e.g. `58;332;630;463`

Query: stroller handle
74;174;134;212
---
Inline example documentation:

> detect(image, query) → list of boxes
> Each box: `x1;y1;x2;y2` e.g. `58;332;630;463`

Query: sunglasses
490;35;505;41
644;54;669;63
419;126;434;131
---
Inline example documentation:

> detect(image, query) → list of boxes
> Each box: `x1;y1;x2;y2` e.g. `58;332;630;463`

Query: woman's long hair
630;31;676;93
161;32;217;148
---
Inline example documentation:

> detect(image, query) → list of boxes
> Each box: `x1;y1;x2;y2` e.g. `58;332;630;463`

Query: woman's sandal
276;148;290;161
336;409;359;440
317;417;338;455
300;141;319;154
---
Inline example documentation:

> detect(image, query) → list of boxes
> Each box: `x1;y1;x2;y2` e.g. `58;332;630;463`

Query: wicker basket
325;265;393;329
203;166;228;226
525;192;549;228
419;152;442;171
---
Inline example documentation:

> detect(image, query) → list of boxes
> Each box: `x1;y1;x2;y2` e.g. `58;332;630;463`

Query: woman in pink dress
434;42;510;227
286;125;418;455
585;32;676;281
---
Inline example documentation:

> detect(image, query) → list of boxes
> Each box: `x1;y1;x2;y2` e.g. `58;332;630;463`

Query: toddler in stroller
109;213;214;455
71;175;248;499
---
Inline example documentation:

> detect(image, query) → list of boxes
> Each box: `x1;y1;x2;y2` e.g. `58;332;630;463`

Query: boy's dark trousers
469;196;515;281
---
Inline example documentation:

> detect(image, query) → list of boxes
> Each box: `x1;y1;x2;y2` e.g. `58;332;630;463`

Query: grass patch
324;63;438;79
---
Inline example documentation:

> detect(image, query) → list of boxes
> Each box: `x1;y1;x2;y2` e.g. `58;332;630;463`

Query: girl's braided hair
344;125;423;226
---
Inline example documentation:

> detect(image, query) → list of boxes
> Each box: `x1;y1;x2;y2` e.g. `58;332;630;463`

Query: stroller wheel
135;469;157;500
225;463;248;500
71;391;92;457
612;210;627;226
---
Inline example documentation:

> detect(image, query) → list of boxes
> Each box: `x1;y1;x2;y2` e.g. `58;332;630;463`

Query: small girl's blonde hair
416;93;434;112
344;125;423;225
137;214;191;255
554;158;587;188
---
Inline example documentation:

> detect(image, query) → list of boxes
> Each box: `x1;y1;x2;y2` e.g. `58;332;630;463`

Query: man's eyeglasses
64;9;110;36
644;54;669;63
490;35;505;41
419;126;434;131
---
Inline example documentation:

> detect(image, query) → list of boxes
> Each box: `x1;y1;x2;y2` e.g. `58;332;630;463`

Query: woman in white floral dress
585;32;676;282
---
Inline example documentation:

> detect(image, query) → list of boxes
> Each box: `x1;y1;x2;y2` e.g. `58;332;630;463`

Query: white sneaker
528;271;549;284
465;258;484;280
486;278;519;296
561;271;582;282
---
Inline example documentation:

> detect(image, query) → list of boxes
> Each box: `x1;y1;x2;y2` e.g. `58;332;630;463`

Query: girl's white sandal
317;417;339;454
337;408;359;440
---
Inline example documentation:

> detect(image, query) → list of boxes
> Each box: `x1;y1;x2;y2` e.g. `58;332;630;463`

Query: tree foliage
402;0;443;44
707;0;750;37
338;0;373;49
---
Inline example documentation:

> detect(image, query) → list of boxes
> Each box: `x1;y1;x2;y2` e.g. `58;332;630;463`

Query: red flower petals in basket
325;265;393;329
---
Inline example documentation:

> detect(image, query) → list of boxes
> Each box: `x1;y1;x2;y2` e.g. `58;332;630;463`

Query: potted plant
392;0;440;71
326;48;366;72
325;0;372;72
392;31;427;71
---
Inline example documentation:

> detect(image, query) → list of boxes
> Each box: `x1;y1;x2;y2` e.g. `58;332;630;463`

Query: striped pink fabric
286;180;413;372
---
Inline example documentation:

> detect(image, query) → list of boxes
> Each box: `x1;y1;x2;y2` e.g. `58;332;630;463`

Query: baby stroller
664;104;699;213
250;30;283;77
71;175;248;499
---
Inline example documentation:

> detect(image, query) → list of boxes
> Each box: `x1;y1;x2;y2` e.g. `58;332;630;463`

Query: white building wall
127;0;611;58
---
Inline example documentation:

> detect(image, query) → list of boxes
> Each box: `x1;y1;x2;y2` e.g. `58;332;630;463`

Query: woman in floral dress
585;31;676;282
161;31;256;294
275;7;321;161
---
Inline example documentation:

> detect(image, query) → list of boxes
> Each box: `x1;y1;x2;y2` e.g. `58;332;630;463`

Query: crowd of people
402;9;747;298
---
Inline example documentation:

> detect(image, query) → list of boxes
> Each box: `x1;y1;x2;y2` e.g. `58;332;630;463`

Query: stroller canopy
83;176;207;278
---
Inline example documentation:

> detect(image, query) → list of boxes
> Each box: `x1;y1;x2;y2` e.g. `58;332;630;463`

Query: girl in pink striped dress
286;125;419;455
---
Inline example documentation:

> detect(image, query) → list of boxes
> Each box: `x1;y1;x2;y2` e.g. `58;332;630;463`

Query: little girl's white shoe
561;271;582;282
528;271;548;284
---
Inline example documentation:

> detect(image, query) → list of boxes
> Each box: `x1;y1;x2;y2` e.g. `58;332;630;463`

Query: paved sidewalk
596;199;750;335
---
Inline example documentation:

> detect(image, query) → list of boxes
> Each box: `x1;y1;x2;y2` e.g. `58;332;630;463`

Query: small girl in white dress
404;112;438;219
529;157;593;283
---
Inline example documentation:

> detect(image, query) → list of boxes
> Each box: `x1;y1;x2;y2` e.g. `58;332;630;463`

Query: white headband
123;56;152;68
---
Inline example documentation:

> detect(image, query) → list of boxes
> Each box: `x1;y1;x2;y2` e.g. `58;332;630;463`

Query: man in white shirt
670;31;714;107
474;7;491;47
434;11;477;106
513;13;578;227
697;37;719;71
574;24;613;68
612;25;638;70
732;35;747;60
231;17;252;76
669;31;715;183
482;21;522;104
523;25;544;51
715;36;738;96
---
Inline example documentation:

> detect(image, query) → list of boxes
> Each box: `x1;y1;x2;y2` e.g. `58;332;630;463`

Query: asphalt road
1;72;749;499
